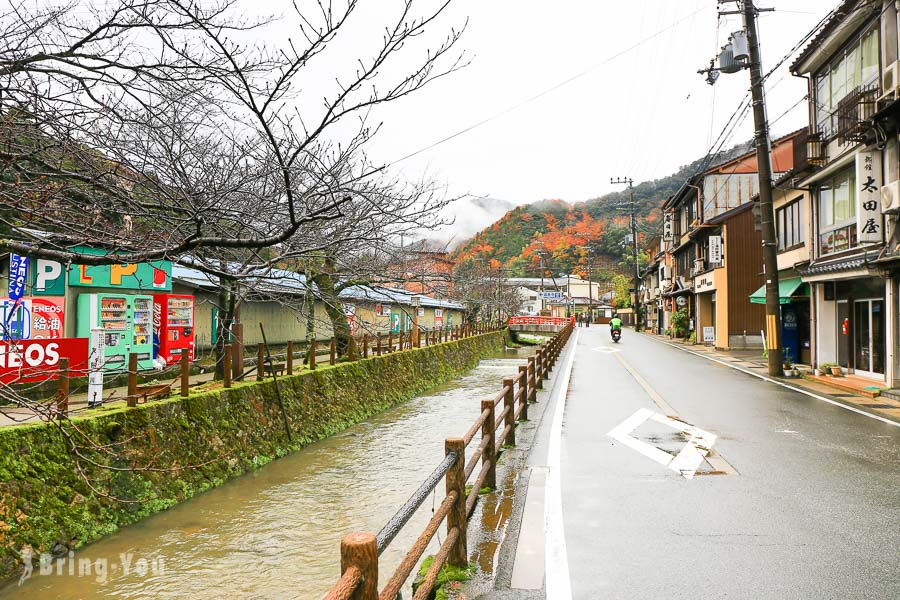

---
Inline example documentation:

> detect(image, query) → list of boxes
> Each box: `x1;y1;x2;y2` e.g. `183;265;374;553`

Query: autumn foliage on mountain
452;144;754;281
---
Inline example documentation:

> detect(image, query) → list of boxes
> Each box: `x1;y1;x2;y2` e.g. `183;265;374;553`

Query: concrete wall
815;282;837;365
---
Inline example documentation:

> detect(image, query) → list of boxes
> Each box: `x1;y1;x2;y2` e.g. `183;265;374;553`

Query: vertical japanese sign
857;149;883;243
663;212;674;242
708;236;723;265
8;254;28;301
342;303;356;335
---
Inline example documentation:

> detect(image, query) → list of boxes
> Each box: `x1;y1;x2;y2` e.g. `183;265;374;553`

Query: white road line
544;329;578;600
656;339;900;428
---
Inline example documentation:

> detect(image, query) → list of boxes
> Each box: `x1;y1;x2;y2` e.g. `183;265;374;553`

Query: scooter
611;328;622;343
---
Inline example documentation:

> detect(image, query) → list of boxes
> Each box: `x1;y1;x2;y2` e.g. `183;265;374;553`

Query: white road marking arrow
607;408;718;479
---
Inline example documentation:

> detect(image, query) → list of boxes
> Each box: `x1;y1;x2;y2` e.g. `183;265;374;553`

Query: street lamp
411;294;421;347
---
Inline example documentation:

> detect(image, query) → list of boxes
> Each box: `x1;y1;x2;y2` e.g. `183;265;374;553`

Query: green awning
749;277;808;304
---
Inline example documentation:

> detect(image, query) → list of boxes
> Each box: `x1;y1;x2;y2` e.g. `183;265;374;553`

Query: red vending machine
152;294;195;364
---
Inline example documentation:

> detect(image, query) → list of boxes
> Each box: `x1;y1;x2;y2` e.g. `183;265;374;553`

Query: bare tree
0;0;467;267
0;0;468;491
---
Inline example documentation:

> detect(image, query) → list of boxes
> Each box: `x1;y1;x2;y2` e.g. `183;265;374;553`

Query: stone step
880;388;900;402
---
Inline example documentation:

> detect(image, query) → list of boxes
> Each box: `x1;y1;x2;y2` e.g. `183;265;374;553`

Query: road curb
641;332;900;427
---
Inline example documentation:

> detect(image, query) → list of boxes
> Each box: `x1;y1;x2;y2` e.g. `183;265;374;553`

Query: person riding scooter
609;314;623;341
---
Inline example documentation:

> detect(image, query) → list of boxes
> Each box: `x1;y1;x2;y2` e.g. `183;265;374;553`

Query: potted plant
819;362;842;376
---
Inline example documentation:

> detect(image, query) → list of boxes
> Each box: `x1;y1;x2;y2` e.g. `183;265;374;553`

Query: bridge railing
507;315;576;327
322;321;574;600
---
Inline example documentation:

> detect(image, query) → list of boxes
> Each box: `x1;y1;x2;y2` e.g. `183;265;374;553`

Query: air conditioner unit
693;258;706;273
881;180;900;213
877;60;900;106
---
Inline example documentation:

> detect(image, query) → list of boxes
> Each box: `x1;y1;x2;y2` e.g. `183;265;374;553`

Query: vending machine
152;294;195;364
76;294;154;371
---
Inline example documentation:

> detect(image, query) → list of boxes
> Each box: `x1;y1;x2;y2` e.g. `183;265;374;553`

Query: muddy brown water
6;349;531;599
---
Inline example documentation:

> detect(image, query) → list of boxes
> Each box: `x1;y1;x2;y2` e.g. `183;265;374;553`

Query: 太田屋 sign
0;338;89;384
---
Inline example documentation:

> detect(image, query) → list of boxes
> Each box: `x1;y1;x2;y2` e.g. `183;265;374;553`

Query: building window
814;27;879;138
776;198;805;251
817;167;857;255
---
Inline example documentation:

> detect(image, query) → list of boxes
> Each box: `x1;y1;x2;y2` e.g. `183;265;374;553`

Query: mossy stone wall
0;331;505;581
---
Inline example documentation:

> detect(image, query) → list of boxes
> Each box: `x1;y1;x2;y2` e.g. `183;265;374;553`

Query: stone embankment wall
0;331;506;581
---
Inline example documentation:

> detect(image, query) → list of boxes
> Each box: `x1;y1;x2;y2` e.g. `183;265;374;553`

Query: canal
7;349;531;599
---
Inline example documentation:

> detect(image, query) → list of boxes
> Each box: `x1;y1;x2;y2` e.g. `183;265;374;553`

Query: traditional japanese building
791;0;900;385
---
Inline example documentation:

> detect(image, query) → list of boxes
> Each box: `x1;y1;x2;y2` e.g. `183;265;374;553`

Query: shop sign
375;303;391;317
390;313;401;333
8;254;28;301
857;149;883;243
0;337;89;384
417;307;425;317
663;212;674;242
1;297;65;340
703;326;715;343
68;248;171;291
31;259;66;295
675;295;687;307
708;236;723;265
694;273;715;293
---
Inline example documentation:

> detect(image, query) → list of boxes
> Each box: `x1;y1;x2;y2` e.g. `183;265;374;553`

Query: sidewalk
0;370;218;427
643;332;900;423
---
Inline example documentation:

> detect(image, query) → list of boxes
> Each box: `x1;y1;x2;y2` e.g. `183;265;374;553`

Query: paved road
526;325;899;599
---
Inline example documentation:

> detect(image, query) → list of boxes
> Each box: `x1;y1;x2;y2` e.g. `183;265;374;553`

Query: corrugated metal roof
171;264;465;309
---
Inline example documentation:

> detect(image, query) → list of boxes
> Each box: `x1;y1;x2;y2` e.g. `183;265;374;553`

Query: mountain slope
452;141;753;281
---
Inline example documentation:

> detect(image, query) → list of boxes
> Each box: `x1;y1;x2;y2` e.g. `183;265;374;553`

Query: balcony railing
835;84;879;146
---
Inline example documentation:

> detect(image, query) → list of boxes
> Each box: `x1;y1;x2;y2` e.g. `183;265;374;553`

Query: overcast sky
367;1;835;241
259;1;836;242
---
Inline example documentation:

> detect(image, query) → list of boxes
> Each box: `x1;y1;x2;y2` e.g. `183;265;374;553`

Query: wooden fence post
363;334;369;359
339;532;378;600
349;336;358;361
232;322;244;380
181;352;190;397
376;333;382;356
387;332;393;352
481;399;496;490
527;356;537;402
445;438;468;568
534;349;543;389
309;338;317;370
503;377;516;447
330;337;336;365
257;343;265;381
518;365;529;421
287;340;294;375
224;343;232;388
56;358;70;416
127;353;138;407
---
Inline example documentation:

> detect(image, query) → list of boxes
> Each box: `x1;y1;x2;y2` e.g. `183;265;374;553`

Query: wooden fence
322;322;574;600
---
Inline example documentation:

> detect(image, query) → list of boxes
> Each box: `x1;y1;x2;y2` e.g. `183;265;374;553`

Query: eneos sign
0;338;89;384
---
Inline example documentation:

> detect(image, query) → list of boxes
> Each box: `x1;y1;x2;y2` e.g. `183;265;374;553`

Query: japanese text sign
857;150;883;244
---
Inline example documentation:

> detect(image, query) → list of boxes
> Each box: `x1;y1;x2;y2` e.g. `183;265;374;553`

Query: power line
385;4;708;168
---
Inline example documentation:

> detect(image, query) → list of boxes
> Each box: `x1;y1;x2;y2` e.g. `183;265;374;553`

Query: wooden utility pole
612;176;640;331
742;0;782;376
707;0;781;376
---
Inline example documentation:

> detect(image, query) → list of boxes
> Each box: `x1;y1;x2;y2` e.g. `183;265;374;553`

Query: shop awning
749;277;808;304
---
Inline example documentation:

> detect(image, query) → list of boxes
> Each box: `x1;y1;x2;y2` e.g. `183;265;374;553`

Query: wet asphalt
558;325;900;599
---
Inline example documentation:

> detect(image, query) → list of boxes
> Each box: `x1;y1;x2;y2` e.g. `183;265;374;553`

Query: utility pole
612;176;640;331
575;232;595;328
535;241;547;315
701;0;781;376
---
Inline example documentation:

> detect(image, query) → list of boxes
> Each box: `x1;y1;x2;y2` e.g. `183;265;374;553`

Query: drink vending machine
76;294;154;371
152;294;195;364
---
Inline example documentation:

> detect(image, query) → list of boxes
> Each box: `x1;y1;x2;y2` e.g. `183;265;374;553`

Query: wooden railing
507;316;576;327
322;322;575;600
